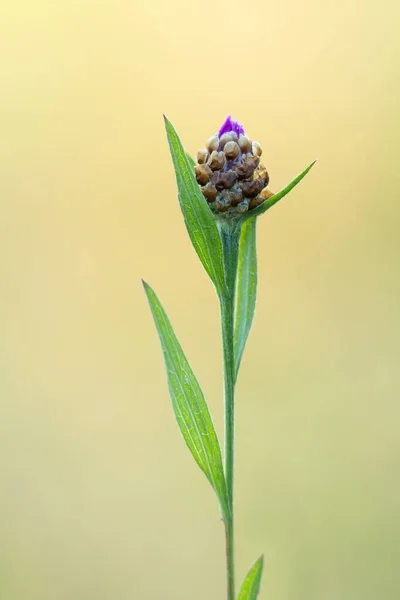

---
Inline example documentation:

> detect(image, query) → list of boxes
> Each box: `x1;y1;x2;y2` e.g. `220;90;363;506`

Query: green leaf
143;280;230;521
243;160;317;220
234;217;257;379
238;555;264;600
185;151;196;168
164;116;226;296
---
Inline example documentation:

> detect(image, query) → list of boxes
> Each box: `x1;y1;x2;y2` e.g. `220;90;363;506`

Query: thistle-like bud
194;115;272;216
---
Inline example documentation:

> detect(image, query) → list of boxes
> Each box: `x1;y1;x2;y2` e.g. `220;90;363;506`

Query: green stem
221;294;235;600
218;219;242;600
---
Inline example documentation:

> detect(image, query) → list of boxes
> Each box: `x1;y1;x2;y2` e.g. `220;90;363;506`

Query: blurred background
1;1;399;598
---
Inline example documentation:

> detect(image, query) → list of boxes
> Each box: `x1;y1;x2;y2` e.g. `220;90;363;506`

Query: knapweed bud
194;115;272;216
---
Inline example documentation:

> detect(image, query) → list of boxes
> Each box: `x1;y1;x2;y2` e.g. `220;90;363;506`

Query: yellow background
1;1;399;598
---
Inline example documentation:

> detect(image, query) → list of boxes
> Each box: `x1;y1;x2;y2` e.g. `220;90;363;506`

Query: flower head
194;116;272;216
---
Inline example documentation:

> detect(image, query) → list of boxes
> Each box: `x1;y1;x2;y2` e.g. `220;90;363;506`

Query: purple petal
218;115;245;138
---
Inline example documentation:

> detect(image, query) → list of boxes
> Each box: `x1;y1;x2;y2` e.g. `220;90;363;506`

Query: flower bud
197;148;209;164
207;150;226;171
195;164;212;185
194;116;271;216
206;135;219;152
224;141;240;159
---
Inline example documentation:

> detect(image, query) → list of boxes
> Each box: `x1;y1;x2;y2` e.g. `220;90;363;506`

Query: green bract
242;160;317;220
238;556;264;600
164;117;227;297
234;216;257;380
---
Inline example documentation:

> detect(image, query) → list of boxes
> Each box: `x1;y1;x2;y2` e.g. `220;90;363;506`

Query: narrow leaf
164;116;226;296
185;152;196;168
143;280;230;521
234;216;257;379
243;160;317;220
238;555;264;600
